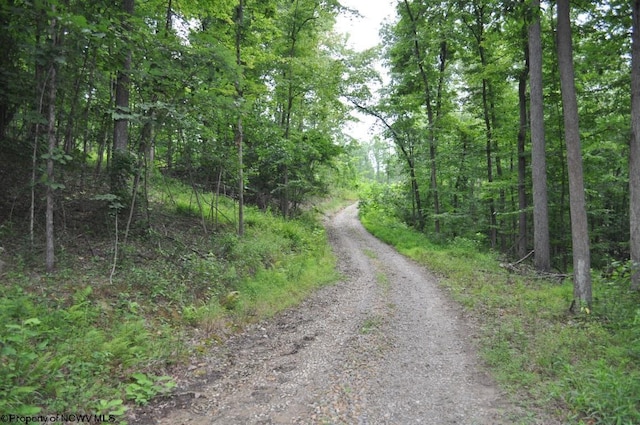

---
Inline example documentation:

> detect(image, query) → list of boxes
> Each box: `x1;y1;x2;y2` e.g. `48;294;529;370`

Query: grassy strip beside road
0;178;347;417
360;207;640;425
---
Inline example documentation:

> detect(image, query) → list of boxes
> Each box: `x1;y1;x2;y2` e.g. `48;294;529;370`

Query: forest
357;0;640;307
1;0;640;421
0;0;364;248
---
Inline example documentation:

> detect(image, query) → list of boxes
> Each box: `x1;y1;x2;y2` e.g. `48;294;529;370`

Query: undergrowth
0;175;339;417
360;206;640;425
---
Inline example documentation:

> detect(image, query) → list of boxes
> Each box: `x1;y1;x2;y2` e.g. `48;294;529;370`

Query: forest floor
129;204;560;424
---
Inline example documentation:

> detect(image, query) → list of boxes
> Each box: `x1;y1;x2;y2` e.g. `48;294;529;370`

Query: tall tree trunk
528;0;551;272
113;13;132;152
517;67;528;259
235;0;245;236
45;11;58;273
469;2;498;249
557;0;592;305
111;0;134;195
489;85;506;251
482;77;497;249
402;0;440;233
30;5;48;246
630;0;640;290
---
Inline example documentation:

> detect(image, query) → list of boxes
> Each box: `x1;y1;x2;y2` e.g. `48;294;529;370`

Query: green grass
360;315;384;335
360;207;640;425
0;175;341;417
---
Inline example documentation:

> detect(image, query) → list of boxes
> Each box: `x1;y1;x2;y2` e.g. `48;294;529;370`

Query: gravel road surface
132;204;547;424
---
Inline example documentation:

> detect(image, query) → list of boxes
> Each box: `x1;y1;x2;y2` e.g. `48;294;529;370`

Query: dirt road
133;204;534;424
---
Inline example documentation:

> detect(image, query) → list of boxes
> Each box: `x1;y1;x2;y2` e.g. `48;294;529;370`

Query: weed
125;373;176;406
363;248;377;259
360;315;383;334
95;399;127;417
1;175;344;414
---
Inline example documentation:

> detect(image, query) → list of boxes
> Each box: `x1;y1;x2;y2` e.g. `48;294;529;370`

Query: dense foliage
0;0;367;253
0;175;340;414
357;0;635;279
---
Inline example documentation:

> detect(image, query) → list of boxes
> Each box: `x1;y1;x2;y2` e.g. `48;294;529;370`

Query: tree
517;57;528;259
631;0;640;290
400;0;442;233
528;0;551;272
45;6;59;273
111;0;135;204
556;0;591;305
235;0;245;236
458;0;512;250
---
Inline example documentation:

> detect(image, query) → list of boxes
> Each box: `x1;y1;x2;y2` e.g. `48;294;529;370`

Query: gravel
131;204;554;424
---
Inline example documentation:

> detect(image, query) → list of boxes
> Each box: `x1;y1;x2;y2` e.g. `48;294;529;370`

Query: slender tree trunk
30;6;47;246
45;11;58;273
402;0;440;234
630;0;640;289
111;0;134;195
528;0;552;272
235;0;245;236
454;129;470;214
407;149;423;229
488;85;506;251
557;0;591;305
517;68;528;259
471;4;498;249
482;77;497;249
165;0;173;32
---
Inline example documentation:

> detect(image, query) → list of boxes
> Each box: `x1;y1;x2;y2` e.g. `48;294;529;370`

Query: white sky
335;0;396;51
335;0;397;143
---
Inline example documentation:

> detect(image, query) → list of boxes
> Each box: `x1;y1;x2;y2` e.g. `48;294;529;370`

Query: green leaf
68;14;88;28
1;346;17;356
131;372;152;384
23;318;41;326
15;405;42;415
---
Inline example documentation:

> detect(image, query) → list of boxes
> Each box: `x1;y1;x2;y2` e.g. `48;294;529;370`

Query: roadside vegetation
0;174;348;417
359;195;640;425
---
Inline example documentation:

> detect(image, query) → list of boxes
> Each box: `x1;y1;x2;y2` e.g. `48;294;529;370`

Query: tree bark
630;0;640;289
517;68;528;259
235;0;245;236
113;0;134;154
111;0;135;196
528;0;551;272
556;0;592;305
45;11;58;273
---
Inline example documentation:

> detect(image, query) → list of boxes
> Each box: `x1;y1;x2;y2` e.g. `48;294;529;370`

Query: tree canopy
0;0;376;265
1;0;639;296
354;0;637;300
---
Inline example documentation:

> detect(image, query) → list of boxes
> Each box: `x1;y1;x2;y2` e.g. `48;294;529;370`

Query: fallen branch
513;250;534;266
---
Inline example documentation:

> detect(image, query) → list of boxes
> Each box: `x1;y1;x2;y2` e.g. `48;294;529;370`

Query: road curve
136;203;525;424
